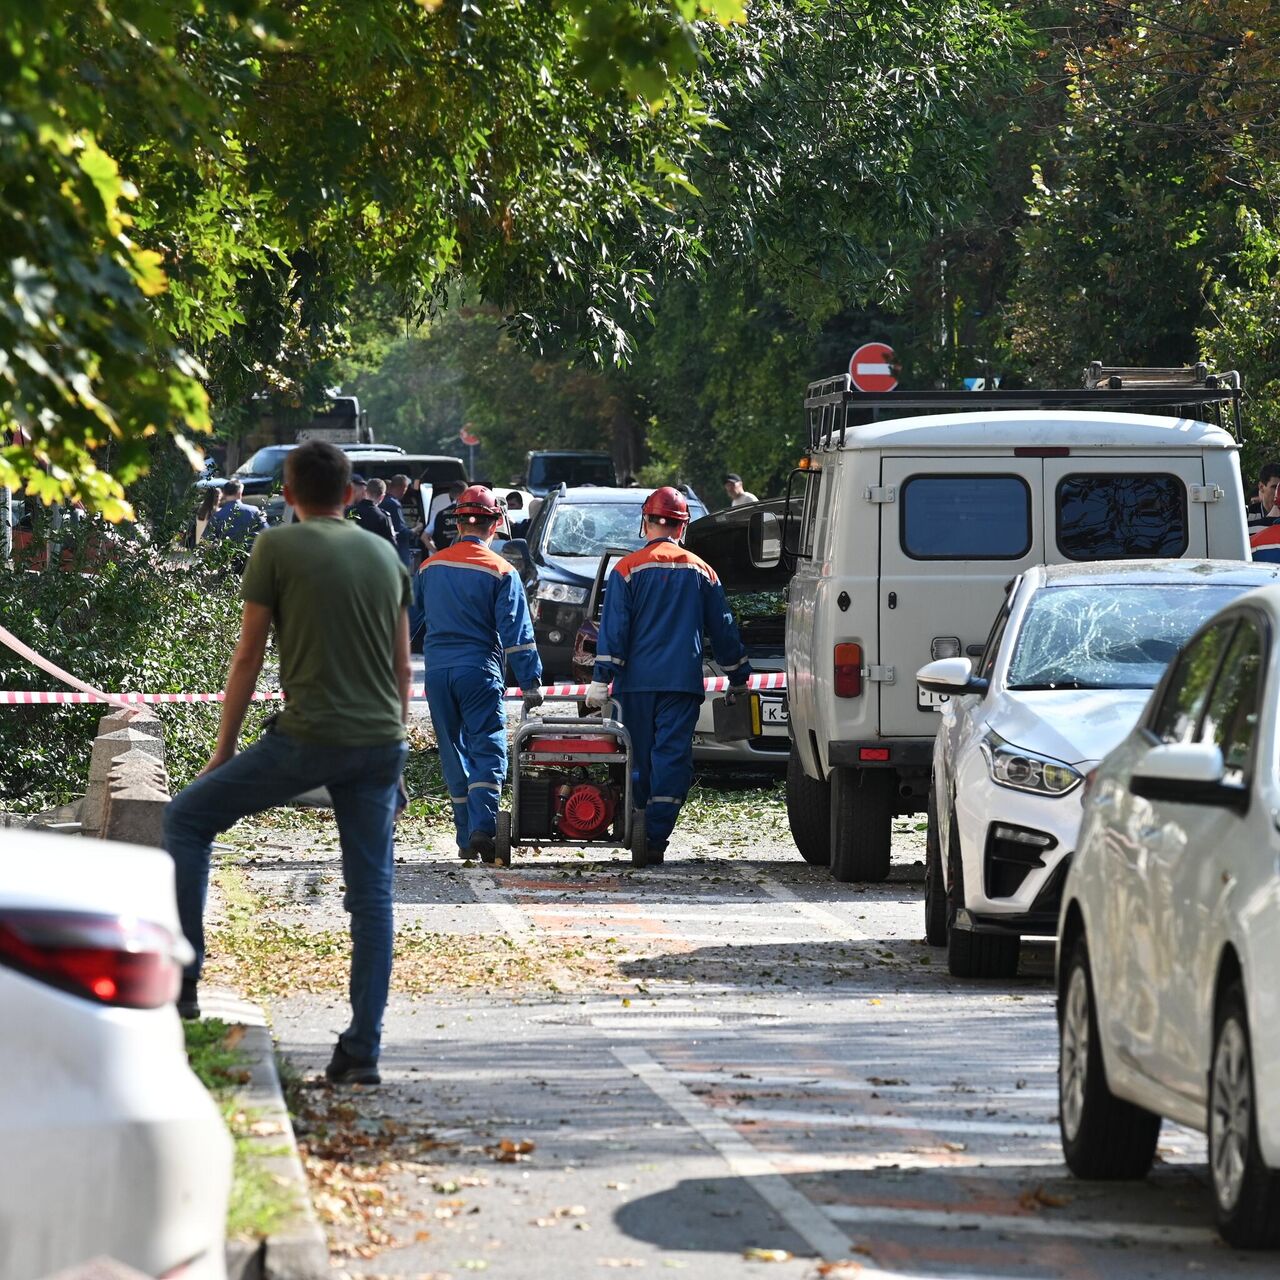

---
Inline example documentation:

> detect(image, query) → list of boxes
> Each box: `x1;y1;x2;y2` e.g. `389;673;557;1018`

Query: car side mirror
501;538;530;576
1128;742;1245;810
916;657;988;698
748;509;782;569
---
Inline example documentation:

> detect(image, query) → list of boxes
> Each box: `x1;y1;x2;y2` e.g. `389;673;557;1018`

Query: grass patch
185;1016;299;1241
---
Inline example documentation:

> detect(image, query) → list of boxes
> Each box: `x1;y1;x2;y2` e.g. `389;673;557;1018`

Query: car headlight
535;582;588;605
981;730;1082;796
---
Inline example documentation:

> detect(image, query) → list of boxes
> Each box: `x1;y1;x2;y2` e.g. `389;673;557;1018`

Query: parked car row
906;565;1280;1247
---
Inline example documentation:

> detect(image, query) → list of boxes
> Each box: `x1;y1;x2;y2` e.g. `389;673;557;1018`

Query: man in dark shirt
381;474;418;569
431;480;468;551
207;480;268;543
351;477;396;544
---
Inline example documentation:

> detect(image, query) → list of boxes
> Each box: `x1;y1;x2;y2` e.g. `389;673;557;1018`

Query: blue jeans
163;729;408;1062
424;664;506;848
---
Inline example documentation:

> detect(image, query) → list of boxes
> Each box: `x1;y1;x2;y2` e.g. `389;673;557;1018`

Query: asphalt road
220;791;1277;1280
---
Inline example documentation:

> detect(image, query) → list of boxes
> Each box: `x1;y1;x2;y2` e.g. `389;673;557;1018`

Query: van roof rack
804;361;1242;450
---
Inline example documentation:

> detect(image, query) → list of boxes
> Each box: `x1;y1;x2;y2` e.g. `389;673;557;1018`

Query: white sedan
1056;581;1280;1248
917;559;1280;979
0;831;232;1279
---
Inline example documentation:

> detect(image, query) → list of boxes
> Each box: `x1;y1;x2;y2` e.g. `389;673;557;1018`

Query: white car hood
987;688;1152;766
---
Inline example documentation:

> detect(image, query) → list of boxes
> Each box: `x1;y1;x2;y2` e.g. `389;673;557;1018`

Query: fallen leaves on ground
743;1247;793;1262
1019;1185;1071;1211
489;1138;535;1163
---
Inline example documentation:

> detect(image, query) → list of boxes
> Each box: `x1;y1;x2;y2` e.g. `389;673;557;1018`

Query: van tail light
0;910;181;1009
834;643;863;698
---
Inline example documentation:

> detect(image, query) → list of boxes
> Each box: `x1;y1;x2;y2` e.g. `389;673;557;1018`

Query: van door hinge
863;665;895;683
864;485;896;504
1190;484;1223;503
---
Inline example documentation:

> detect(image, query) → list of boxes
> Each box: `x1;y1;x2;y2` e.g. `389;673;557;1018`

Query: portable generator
496;702;659;867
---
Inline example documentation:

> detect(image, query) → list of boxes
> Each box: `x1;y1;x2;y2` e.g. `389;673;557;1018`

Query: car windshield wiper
1008;680;1092;691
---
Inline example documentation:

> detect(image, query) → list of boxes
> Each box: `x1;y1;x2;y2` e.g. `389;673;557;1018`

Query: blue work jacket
592;537;751;695
419;536;542;689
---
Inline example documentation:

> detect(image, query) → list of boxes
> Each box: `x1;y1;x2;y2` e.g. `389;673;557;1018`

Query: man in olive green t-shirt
164;441;411;1085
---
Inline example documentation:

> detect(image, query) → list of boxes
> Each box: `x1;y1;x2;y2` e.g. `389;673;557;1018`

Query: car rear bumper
0;973;232;1279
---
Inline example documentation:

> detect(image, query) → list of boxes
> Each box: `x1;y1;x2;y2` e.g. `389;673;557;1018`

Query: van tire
787;747;831;866
945;817;1019;978
924;786;947;946
829;767;893;883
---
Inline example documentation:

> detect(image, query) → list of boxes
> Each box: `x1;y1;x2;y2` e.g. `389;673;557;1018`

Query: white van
751;367;1248;883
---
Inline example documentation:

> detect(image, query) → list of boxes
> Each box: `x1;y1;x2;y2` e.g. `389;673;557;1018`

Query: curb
203;989;330;1280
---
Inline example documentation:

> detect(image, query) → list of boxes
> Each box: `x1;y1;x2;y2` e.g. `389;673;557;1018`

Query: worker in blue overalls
586;486;751;860
419;485;543;861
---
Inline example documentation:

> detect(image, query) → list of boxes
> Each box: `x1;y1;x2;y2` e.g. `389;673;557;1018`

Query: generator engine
555;781;618;840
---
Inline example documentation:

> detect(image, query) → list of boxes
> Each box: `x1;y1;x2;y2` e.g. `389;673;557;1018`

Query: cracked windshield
1007;583;1244;690
545;503;644;556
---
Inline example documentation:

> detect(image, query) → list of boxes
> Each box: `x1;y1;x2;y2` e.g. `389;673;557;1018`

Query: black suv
523;450;617;497
501;484;706;678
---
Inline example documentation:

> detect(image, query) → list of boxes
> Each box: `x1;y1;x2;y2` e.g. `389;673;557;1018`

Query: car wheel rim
1210;1017;1251;1213
1060;964;1090;1142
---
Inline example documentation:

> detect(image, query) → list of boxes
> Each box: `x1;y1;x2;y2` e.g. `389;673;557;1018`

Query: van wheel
829;767;893;883
786;747;831;866
945;817;1019;978
1209;981;1280;1247
1059;935;1161;1179
923;786;947;946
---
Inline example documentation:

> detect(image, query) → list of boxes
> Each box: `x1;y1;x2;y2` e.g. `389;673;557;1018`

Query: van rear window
900;475;1031;560
1056;475;1188;560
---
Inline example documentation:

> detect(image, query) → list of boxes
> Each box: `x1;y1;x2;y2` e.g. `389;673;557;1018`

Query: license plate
761;698;789;725
918;686;952;712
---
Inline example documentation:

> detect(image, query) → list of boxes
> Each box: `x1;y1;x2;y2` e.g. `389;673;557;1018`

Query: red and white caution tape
0;672;788;706
0;616;787;705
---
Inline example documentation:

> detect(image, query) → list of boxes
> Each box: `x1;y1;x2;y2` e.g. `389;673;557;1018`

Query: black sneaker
325;1039;381;1086
177;977;200;1020
470;831;496;863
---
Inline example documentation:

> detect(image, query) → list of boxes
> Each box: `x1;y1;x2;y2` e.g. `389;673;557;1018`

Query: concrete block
102;748;171;848
89;727;166;783
96;707;161;738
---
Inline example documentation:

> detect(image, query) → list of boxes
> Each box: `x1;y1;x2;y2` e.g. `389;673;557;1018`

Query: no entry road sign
849;341;898;393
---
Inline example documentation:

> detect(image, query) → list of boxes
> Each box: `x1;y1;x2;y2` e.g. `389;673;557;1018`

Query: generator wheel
495;811;512;867
630;810;650;868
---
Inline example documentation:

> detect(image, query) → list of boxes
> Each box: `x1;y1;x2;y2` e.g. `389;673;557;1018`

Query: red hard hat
454;485;502;520
642;486;690;524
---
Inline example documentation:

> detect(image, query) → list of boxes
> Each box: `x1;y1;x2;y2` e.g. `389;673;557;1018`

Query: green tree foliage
2;0;746;515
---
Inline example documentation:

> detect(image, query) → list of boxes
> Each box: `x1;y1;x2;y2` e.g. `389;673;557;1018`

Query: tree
2;0;746;516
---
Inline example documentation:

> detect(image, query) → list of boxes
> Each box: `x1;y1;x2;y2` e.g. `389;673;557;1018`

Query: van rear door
878;458;1045;738
1042;457;1207;561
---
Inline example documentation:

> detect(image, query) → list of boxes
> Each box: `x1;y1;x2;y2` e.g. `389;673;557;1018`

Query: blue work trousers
617;691;702;847
425;665;507;847
163;729;408;1062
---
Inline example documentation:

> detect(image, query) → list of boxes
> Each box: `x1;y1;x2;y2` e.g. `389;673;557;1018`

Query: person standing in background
723;474;758;507
352;477;397;544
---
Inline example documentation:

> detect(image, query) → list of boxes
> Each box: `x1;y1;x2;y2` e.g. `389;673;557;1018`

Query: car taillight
834;643;862;698
0;910;180;1009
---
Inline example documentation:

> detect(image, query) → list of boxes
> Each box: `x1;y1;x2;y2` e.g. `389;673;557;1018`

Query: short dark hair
724;473;742;484
221;479;243;499
366;477;386;499
449;479;467;498
285;440;351;508
1260;462;1280;485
